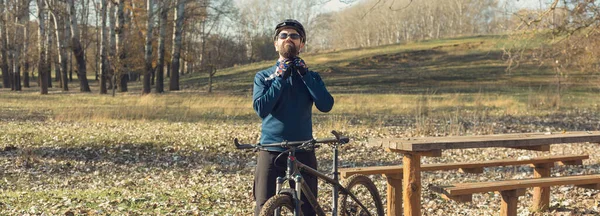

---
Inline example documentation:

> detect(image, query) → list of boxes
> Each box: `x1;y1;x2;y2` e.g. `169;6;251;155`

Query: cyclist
252;19;335;216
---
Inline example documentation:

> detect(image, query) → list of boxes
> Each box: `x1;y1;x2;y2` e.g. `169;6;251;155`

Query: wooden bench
430;174;600;216
339;154;588;214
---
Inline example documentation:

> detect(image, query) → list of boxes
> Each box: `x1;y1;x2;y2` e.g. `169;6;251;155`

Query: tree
503;0;600;109
67;0;91;92
47;0;69;91
155;0;169;93
12;0;29;91
99;0;108;94
114;0;127;94
169;0;185;91
0;0;9;89
142;0;155;94
37;0;49;94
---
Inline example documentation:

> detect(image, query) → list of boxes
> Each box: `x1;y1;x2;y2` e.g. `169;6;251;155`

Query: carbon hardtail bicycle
235;131;384;216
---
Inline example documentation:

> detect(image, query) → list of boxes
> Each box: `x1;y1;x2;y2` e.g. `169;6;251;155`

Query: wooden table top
368;131;600;151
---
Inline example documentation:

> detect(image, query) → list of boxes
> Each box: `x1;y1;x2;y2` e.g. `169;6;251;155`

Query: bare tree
67;0;91;92
169;0;185;91
0;0;7;89
47;0;69;91
503;0;599;108
114;0;127;94
142;0;155;94
99;0;108;94
12;0;29;91
155;0;169;93
37;0;49;94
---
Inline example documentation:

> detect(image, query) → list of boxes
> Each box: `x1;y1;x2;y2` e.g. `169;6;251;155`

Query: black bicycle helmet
274;19;306;43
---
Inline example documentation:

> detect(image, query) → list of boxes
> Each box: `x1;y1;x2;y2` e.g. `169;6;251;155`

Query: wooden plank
441;194;472;203
532;163;551;211
369;131;600;151
459;167;484;174
576;183;600;190
431;174;600;196
383;174;402;216
338;155;588;177
387;148;442;157
403;153;421;216
512;144;550;151
500;190;520;216
558;160;583;166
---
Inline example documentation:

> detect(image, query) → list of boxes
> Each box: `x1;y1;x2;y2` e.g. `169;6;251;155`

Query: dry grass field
2;35;600;215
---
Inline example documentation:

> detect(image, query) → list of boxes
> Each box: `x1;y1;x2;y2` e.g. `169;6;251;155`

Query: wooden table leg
403;153;421;216
383;174;402;216
532;162;552;211
500;190;521;216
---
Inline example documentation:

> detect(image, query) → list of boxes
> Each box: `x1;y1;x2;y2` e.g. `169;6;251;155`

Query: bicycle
234;130;384;216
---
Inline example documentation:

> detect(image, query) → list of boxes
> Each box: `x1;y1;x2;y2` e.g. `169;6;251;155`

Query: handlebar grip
234;138;256;149
331;130;349;144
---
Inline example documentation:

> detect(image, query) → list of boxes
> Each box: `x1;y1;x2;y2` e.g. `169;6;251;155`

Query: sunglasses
278;33;301;40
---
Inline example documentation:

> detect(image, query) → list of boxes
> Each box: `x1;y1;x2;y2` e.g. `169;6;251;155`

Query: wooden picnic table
368;131;600;216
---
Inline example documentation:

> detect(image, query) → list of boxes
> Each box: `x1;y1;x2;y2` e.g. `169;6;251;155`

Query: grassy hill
185;35;598;95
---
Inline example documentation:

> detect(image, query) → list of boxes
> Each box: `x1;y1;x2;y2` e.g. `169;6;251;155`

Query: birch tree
99;0;107;94
142;0;155;94
67;0;91;92
37;0;49;94
114;0;127;94
47;0;69;91
155;0;169;93
169;0;185;91
0;0;9;89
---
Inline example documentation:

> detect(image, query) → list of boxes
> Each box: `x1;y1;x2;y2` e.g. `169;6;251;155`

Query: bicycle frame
275;145;374;216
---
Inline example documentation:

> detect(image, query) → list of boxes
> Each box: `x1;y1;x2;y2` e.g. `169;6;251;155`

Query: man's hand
293;57;308;76
276;59;293;79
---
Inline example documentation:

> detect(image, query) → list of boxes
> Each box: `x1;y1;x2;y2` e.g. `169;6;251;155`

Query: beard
278;41;299;59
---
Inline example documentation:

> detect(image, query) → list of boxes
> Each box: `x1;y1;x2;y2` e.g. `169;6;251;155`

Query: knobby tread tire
338;174;385;216
259;194;301;216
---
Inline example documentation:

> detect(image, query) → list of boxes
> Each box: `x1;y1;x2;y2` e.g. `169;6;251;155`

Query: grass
2;34;600;214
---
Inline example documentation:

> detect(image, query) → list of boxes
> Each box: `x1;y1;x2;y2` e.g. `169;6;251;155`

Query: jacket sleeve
253;72;286;118
301;71;334;112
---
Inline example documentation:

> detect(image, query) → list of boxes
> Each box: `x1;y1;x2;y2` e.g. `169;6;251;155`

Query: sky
320;0;549;12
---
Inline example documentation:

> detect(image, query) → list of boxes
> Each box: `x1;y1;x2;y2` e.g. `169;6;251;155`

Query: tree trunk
68;52;73;82
99;0;108;94
47;0;67;91
166;61;170;78
115;0;127;93
13;0;28;91
142;0;155;94
37;0;49;94
108;1;116;90
61;4;70;91
0;0;10;89
45;5;53;89
68;0;90;92
169;0;185;91
23;62;29;88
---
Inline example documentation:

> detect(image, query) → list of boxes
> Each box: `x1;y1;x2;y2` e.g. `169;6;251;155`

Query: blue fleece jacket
253;61;334;152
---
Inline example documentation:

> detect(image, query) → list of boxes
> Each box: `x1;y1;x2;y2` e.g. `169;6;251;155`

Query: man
252;19;334;215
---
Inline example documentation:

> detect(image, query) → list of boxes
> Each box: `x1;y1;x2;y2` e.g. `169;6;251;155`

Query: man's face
274;28;304;59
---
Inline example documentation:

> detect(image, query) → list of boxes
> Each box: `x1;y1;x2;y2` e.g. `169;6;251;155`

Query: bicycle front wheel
259;194;299;216
338;174;384;216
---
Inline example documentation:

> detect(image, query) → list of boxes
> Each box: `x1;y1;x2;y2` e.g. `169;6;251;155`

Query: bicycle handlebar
234;130;350;150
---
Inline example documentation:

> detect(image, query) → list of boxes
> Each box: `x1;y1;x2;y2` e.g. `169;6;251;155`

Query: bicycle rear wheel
338;174;384;216
259;194;300;216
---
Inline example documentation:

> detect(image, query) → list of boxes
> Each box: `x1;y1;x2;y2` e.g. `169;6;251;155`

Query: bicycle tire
338;174;385;216
259;194;301;216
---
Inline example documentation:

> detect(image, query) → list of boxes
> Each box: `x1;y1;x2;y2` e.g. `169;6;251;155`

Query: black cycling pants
253;150;318;216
